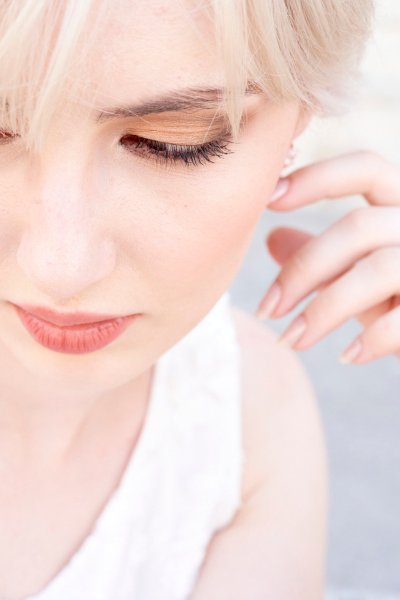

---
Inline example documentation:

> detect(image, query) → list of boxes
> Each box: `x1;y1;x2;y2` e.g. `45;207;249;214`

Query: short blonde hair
0;0;375;153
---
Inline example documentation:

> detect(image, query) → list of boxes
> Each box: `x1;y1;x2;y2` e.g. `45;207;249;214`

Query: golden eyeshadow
122;109;232;145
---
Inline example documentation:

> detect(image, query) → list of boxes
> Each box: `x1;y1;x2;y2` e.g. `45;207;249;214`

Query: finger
339;303;400;364
267;151;400;211
262;226;395;330
256;227;321;318
277;246;400;351
266;226;313;263
258;206;400;320
350;296;396;330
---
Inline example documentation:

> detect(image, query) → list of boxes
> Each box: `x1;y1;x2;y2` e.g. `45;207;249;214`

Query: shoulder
229;304;327;501
229;302;319;414
229;303;317;398
189;304;328;599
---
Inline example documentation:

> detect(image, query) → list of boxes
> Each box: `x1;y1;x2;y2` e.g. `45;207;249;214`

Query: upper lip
13;303;133;327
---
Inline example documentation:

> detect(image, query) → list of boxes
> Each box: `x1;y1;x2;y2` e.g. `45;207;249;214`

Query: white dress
27;291;244;600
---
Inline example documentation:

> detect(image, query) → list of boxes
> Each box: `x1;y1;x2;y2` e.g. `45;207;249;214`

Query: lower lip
13;305;137;354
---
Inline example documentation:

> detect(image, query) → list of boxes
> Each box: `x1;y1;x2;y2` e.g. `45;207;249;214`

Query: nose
17;149;116;302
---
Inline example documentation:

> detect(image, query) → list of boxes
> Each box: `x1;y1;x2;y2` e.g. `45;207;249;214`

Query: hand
255;150;400;365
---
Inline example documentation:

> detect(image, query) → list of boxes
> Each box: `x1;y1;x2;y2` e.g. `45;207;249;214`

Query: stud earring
281;142;298;173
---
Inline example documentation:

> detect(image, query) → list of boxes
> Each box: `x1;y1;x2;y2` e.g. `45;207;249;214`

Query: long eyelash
120;133;234;168
0;128;235;168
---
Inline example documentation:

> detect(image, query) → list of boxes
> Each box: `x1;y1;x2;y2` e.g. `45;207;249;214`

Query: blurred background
228;0;400;597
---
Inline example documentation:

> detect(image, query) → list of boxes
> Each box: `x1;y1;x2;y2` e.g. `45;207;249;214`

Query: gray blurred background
228;1;400;597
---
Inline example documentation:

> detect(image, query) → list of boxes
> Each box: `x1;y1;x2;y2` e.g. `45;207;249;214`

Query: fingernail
268;178;289;204
256;282;282;320
339;338;362;364
278;314;307;348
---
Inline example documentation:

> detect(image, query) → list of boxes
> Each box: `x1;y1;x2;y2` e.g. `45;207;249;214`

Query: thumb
266;226;314;265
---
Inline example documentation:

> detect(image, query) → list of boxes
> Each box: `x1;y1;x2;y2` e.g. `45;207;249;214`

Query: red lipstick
12;303;138;354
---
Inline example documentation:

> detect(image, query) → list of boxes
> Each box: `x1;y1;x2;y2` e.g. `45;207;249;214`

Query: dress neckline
27;349;167;599
27;292;233;599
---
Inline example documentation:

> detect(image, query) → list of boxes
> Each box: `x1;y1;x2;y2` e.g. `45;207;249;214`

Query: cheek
110;102;292;312
160;147;281;296
121;164;272;309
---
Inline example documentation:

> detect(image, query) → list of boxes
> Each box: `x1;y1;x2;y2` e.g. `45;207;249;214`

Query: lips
12;303;138;354
14;304;130;326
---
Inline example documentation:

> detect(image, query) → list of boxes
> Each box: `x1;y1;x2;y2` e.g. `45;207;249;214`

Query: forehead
70;0;222;109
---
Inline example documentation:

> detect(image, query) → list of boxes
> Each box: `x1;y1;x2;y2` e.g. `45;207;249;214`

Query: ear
293;106;313;139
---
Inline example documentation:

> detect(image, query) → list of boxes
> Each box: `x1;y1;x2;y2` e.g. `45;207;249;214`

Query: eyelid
121;111;232;145
122;128;230;147
120;132;234;169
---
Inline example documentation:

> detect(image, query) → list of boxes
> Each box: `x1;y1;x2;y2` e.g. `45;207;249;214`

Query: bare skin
0;310;328;599
0;1;390;597
0;0;308;465
189;308;327;600
0;362;155;597
0;1;320;597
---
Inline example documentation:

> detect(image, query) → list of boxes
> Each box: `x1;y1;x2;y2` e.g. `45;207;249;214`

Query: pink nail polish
256;282;282;320
339;338;362;364
269;178;289;204
278;314;306;347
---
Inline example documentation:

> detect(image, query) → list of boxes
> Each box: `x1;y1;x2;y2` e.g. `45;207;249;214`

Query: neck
0;349;154;471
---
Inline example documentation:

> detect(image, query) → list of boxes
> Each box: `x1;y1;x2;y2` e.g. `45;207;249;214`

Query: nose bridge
44;158;86;226
33;137;94;252
17;134;116;301
34;108;94;201
37;127;89;209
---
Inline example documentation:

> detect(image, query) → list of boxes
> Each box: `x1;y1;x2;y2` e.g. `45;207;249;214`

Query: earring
281;142;298;173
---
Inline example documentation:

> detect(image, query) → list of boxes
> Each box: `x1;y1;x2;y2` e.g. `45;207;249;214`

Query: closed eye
0;128;235;168
119;133;234;168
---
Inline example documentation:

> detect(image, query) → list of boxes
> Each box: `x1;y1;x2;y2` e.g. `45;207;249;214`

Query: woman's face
0;0;307;393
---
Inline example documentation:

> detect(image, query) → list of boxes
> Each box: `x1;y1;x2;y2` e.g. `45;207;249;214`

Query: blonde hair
0;0;375;153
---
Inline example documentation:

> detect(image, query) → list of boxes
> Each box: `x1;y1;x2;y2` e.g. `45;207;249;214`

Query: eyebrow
95;84;261;122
